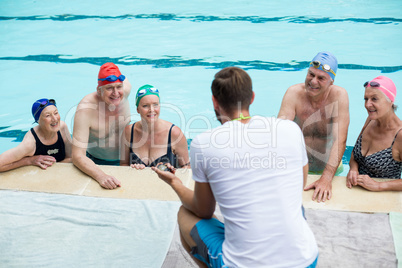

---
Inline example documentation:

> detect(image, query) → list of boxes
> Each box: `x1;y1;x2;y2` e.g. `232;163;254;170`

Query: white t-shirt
190;116;318;268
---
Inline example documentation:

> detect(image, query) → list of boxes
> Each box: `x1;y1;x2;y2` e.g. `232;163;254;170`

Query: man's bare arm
72;106;120;189
123;79;132;99
277;85;300;120
322;88;350;179
305;87;350;202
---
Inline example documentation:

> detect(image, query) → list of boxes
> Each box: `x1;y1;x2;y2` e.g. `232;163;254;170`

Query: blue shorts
307;255;318;268
190;217;318;268
190;218;226;268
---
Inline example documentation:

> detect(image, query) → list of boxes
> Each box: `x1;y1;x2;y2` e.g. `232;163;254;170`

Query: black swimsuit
352;128;402;179
30;128;66;162
129;123;178;167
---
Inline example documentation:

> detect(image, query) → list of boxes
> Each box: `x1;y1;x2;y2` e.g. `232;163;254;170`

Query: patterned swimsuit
129;123;178;167
352;129;402;179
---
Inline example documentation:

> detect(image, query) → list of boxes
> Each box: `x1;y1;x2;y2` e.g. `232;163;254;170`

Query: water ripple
0;14;400;24
0;128;27;142
0;54;401;73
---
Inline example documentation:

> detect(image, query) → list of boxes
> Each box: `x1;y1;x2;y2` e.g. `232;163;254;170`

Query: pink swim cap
365;76;397;102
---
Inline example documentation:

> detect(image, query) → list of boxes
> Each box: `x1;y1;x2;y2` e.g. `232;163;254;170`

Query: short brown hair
211;67;253;112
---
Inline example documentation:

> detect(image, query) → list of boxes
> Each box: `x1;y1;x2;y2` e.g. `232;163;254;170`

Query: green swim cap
135;84;160;106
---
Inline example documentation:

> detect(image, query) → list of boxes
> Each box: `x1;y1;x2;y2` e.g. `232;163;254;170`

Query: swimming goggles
310;61;336;77
33;99;56;119
136;87;159;98
98;74;126;82
364;81;382;88
364;81;394;98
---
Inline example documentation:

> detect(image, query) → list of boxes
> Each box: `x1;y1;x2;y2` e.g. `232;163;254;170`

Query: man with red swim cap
278;51;350;203
72;63;132;189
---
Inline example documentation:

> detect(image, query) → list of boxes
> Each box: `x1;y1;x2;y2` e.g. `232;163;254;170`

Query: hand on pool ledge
355;175;402;192
31;155;56;170
95;174;121;190
304;176;332;203
130;163;146;170
346;170;359;188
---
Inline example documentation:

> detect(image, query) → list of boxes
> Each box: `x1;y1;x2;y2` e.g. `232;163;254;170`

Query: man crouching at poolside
72;62;131;189
153;67;318;267
278;51;349;202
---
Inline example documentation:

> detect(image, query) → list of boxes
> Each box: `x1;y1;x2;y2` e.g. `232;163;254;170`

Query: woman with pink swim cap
347;76;402;191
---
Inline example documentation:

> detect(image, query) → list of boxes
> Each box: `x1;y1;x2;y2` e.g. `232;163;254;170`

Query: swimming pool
0;0;401;176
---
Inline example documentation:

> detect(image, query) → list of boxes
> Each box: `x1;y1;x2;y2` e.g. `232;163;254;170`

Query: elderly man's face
304;67;333;98
98;82;124;107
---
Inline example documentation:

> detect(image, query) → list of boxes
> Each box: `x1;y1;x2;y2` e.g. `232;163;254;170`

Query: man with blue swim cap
278;51;350;203
310;51;338;81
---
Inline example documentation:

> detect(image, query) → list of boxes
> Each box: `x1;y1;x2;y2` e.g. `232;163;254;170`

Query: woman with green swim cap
120;85;190;169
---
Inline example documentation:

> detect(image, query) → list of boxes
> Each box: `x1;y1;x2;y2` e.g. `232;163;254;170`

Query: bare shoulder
123;78;132;98
283;83;307;105
74;93;98;120
392;123;402;161
329;84;349;99
285;83;305;97
124;123;135;136
159;120;184;139
278;83;305;119
76;92;99;110
22;128;36;145
171;124;185;139
18;129;36;155
395;122;402;142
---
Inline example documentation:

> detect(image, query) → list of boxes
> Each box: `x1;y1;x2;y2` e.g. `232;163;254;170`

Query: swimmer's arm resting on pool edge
0;130;56;171
347;126;402;192
72;104;121;190
303;87;349;202
352;175;402;191
349;158;402;191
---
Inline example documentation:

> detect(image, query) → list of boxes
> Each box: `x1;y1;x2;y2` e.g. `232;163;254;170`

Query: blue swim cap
310;51;338;80
32;98;57;123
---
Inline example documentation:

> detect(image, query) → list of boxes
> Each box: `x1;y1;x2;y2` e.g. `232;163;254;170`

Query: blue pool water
0;0;401;176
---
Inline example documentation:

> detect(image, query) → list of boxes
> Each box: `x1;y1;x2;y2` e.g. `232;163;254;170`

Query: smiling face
38;105;60;132
364;87;393;120
98;82;124;106
305;67;333;98
137;95;160;122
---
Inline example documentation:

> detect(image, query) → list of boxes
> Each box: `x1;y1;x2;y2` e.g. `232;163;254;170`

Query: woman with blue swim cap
120;85;190;169
0;98;72;171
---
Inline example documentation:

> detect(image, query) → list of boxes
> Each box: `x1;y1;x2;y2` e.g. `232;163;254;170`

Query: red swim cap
98;62;123;87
